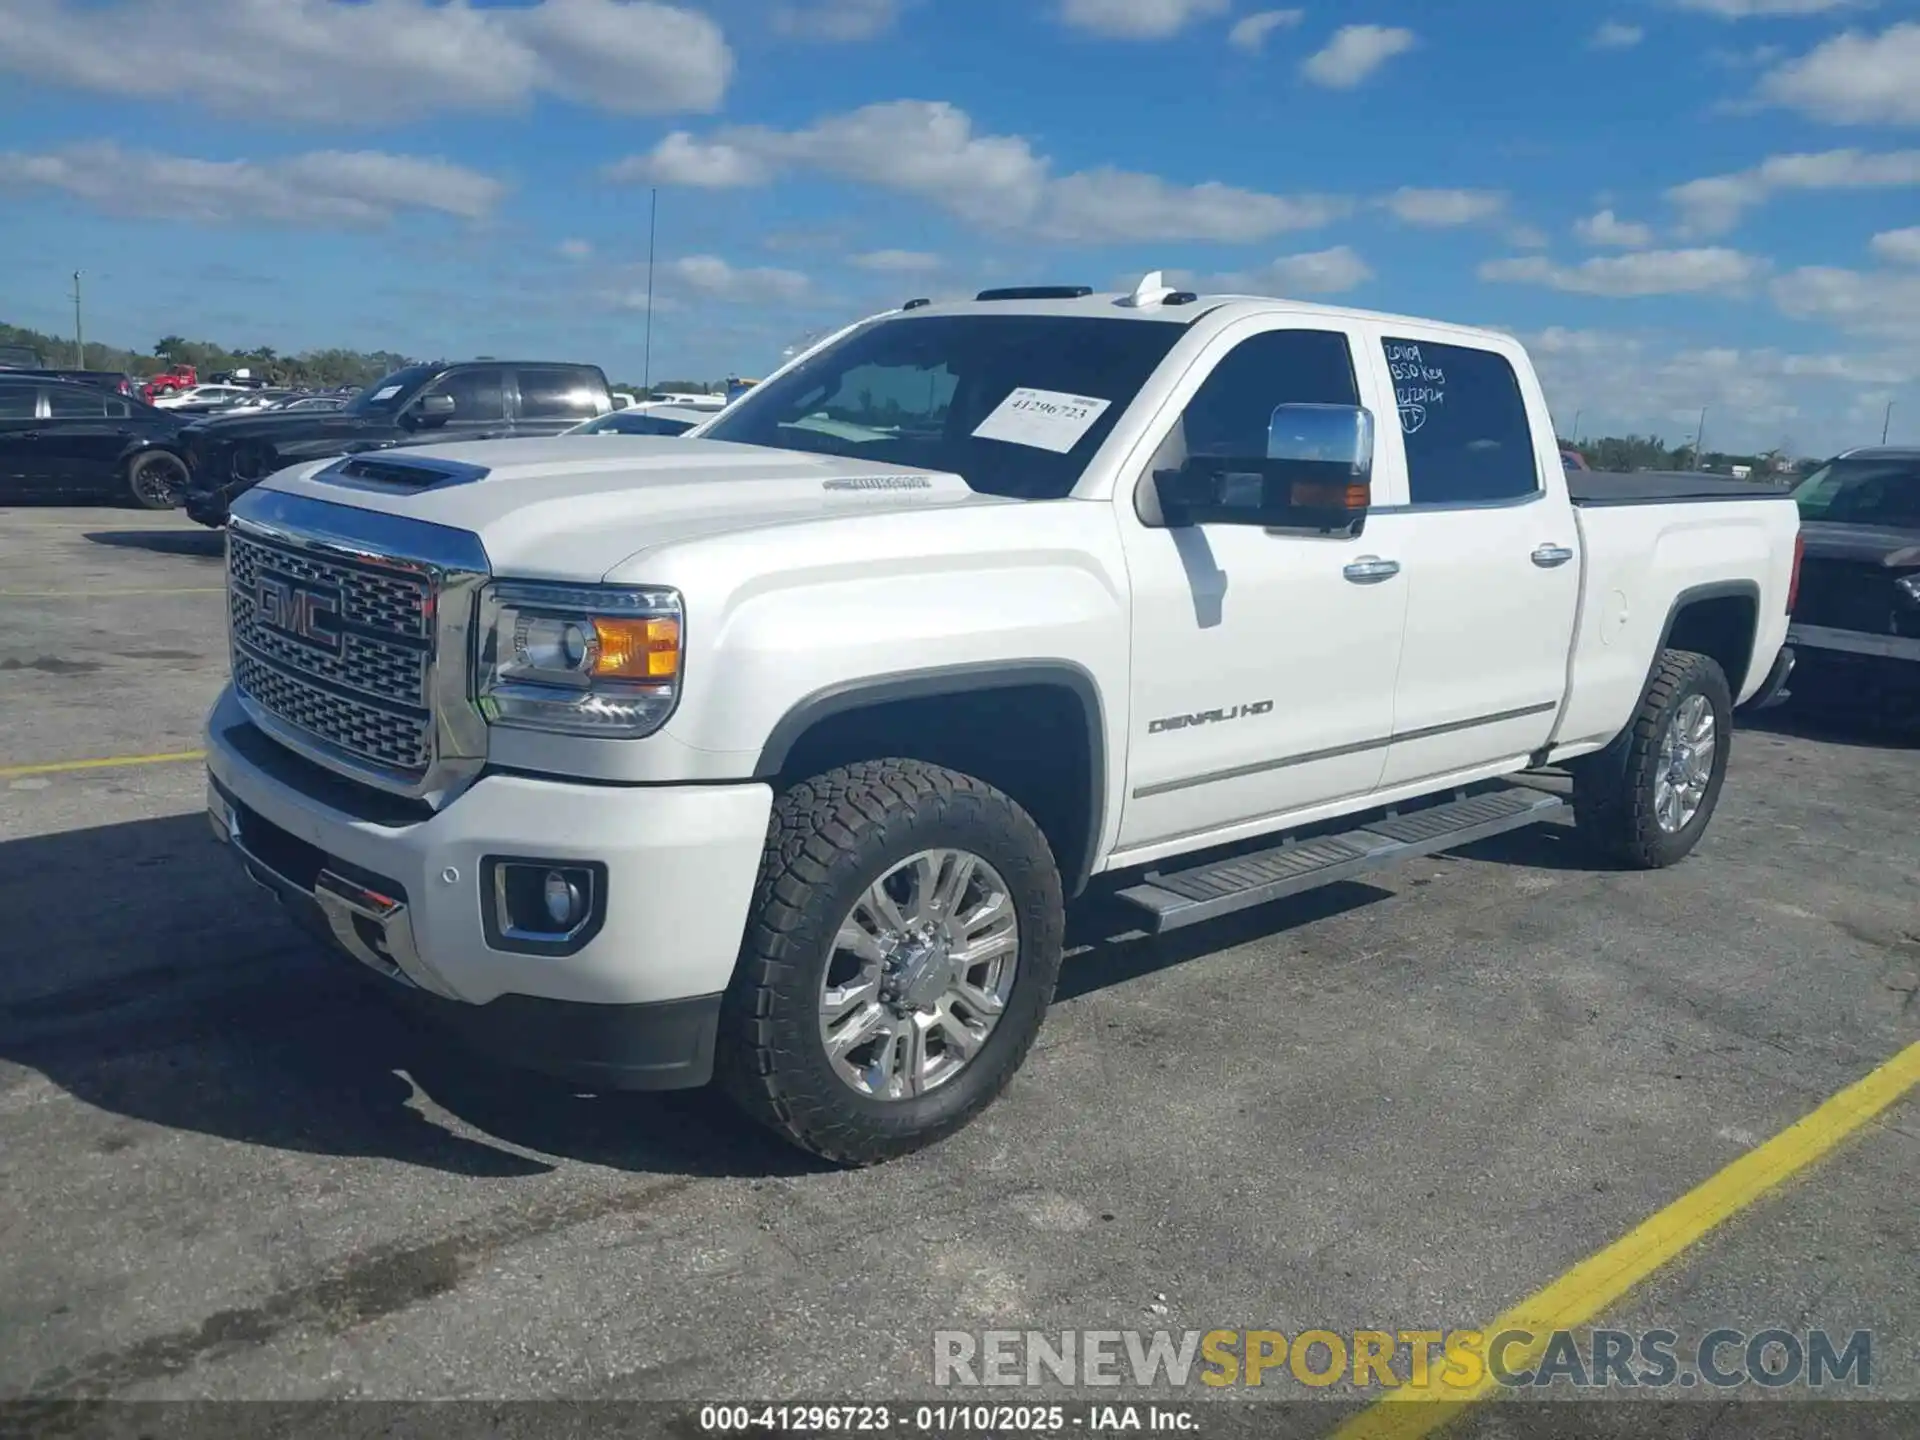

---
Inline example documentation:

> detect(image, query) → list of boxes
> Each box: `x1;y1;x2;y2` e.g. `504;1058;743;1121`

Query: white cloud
1480;248;1765;297
606;131;774;187
609;100;1350;243
1591;21;1644;49
558;237;594;260
0;141;503;226
774;0;901;41
1678;0;1866;15
1507;224;1551;249
1871;227;1920;264
0;0;733;124
1302;24;1416;88
664;255;811;304
1058;0;1228;39
850;249;942;272
1771;264;1920;336
1228;8;1304;53
1248;246;1376;294
1575;209;1656;247
1380;187;1505;226
1039;168;1349;242
1759;24;1920;127
1669;149;1920;236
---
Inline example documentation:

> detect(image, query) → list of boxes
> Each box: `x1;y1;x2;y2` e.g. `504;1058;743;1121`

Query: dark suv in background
180;359;614;527
1785;447;1920;724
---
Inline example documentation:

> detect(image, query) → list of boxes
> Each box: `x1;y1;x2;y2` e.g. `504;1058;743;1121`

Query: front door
1360;332;1582;789
37;386;135;496
0;383;49;489
1115;323;1409;853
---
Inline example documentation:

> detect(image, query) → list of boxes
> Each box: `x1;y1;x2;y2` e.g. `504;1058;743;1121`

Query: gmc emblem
256;572;343;653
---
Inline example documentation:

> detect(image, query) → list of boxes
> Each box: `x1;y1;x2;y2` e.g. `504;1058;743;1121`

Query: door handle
1342;556;1401;584
1531;543;1575;569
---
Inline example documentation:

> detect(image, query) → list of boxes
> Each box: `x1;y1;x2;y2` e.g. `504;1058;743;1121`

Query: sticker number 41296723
971;387;1113;454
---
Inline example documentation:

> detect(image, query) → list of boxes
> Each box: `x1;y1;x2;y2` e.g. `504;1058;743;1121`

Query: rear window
1792;460;1920;528
518;367;606;421
47;386;125;419
1385;338;1541;505
702;314;1186;500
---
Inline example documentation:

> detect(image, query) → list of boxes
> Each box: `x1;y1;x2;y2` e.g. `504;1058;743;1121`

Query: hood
1799;520;1920;567
251;434;1008;579
184;408;389;442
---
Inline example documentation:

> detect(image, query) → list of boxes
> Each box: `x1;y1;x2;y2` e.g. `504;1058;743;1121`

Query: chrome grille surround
226;488;491;806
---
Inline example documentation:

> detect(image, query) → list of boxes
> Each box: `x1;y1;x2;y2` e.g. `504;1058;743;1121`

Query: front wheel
718;760;1065;1166
1572;648;1733;869
126;450;187;510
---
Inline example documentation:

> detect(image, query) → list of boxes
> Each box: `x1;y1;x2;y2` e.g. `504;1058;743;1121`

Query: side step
1113;783;1568;933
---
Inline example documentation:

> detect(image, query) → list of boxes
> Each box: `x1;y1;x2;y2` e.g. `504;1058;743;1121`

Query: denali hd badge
1149;700;1274;734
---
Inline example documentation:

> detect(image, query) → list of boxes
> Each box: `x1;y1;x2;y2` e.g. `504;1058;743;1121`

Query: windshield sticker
1386;342;1445;435
368;384;403;402
971;388;1112;454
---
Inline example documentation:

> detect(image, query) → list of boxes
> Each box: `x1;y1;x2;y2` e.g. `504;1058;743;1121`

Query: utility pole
1694;406;1708;470
70;270;85;368
1883;400;1894;445
1570;408;1583;445
642;187;657;393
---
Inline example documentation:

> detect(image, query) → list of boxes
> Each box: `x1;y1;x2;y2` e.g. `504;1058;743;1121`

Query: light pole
1694;406;1708;470
1569;408;1582;445
642;187;657;393
1883;400;1893;445
70;270;84;368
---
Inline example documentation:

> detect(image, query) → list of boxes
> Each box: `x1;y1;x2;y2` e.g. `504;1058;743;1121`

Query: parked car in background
153;383;258;411
0;343;48;368
181;359;614;527
1784;447;1920;724
564;404;708;437
142;364;198;402
262;393;349;413
1561;447;1590;471
0;373;189;507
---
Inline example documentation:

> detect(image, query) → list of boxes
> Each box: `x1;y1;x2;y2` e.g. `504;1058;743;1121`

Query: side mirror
1154;403;1374;536
409;392;457;428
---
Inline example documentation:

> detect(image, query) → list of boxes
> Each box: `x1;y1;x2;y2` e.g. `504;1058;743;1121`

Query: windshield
700;313;1187;499
1792;459;1920;528
346;365;432;415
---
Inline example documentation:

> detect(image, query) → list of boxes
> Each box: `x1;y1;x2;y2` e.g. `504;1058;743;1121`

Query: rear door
0;382;48;489
1358;330;1582;789
37;384;135;495
511;366;611;435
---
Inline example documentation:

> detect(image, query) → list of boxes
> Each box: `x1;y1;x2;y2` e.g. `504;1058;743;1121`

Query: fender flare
753;660;1109;896
1653;579;1762;695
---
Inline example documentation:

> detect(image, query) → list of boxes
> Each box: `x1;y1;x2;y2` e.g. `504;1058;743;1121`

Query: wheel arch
754;661;1108;897
1654;580;1761;699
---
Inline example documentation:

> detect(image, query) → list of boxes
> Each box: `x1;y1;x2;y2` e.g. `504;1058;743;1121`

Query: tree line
1;317;718;397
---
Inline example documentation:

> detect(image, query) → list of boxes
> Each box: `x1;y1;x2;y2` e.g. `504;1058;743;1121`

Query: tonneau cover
1569;470;1794;506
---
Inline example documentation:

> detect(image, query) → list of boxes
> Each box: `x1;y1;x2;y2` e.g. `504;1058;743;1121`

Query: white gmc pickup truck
204;276;1801;1164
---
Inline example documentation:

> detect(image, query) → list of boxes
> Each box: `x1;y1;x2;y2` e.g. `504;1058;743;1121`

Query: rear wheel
1573;648;1732;868
718;760;1064;1166
126;450;187;510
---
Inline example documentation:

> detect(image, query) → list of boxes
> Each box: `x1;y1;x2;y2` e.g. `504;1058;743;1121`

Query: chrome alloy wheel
819;848;1020;1101
1655;693;1716;833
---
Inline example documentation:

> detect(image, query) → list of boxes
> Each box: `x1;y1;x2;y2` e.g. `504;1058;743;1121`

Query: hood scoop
316;452;492;493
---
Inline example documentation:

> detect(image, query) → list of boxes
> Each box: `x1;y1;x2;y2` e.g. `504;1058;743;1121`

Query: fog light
543;869;583;926
486;858;604;952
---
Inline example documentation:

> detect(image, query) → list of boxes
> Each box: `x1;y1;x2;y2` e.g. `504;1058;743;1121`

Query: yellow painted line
0;587;223;598
0;749;206;780
1333;1039;1920;1440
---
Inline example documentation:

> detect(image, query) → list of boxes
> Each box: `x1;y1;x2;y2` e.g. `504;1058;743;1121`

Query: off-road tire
717;760;1065;1166
1572;648;1733;869
126;450;187;510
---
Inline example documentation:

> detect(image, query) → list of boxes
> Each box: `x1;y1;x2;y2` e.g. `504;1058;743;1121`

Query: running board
1113;784;1568;933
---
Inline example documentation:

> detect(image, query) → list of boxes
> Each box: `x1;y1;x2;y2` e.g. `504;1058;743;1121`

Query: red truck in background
142;364;198;402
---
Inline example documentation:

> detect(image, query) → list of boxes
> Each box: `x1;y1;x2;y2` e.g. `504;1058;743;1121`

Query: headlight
477;581;683;737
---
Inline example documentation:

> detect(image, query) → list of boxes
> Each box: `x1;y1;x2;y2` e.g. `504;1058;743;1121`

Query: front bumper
205;685;773;1088
183;477;239;528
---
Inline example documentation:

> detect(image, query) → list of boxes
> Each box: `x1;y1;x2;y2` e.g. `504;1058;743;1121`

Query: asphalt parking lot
2;504;1917;1432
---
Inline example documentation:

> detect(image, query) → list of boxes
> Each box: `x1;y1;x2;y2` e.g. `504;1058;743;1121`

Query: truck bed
1569;471;1795;506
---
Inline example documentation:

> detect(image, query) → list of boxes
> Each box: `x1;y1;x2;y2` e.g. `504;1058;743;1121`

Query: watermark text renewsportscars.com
933;1328;1872;1391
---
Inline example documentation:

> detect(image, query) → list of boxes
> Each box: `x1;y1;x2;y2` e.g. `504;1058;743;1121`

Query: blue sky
4;0;1920;454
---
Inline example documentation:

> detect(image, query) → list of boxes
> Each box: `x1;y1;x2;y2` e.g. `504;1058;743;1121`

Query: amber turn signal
591;616;681;679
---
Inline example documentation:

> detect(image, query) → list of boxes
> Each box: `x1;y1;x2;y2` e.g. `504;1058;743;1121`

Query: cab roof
885;271;1516;348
